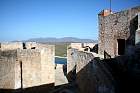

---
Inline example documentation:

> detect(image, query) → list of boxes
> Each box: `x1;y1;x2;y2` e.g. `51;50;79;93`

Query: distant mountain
25;37;97;43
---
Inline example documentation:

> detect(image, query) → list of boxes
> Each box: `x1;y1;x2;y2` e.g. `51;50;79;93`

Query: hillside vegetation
55;43;69;57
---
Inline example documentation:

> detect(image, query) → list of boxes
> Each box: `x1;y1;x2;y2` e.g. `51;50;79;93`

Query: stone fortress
67;6;140;93
0;6;140;93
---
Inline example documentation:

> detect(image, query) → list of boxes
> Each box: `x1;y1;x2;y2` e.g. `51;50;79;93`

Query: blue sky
0;0;140;41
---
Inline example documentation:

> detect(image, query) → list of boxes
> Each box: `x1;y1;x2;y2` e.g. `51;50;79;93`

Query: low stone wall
0;42;23;51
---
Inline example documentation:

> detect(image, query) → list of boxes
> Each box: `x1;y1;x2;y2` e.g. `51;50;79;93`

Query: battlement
17;49;41;58
0;42;23;51
0;42;46;51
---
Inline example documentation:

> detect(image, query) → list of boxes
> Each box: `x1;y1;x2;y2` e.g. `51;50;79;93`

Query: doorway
117;39;125;55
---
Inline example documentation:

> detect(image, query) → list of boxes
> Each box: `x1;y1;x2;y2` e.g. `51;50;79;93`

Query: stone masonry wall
17;49;42;88
0;50;18;89
0;42;23;51
75;51;94;73
67;48;78;74
98;6;140;57
67;48;115;93
40;45;55;85
0;42;55;89
74;51;95;93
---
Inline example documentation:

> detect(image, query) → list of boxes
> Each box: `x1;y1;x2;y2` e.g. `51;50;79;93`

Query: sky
0;0;140;41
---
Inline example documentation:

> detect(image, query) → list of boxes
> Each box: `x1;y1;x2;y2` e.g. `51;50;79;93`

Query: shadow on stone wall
66;65;76;83
74;59;116;93
104;50;111;59
0;83;54;93
66;44;140;93
104;54;140;93
127;15;138;46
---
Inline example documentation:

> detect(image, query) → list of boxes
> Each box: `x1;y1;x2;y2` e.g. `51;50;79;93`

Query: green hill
55;43;69;57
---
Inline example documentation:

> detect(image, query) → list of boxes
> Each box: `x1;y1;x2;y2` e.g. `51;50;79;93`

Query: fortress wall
0;43;55;89
17;49;41;88
40;45;55;85
98;14;105;56
75;51;94;73
98;6;140;57
0;50;18;89
67;48;95;93
73;51;96;93
14;56;21;89
17;45;55;88
67;48;78;74
0;42;23;51
67;48;115;93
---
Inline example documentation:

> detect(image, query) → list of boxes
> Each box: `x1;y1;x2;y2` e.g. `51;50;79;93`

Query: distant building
70;43;97;52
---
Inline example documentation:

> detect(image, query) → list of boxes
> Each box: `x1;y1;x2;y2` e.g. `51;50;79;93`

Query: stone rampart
0;42;55;89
